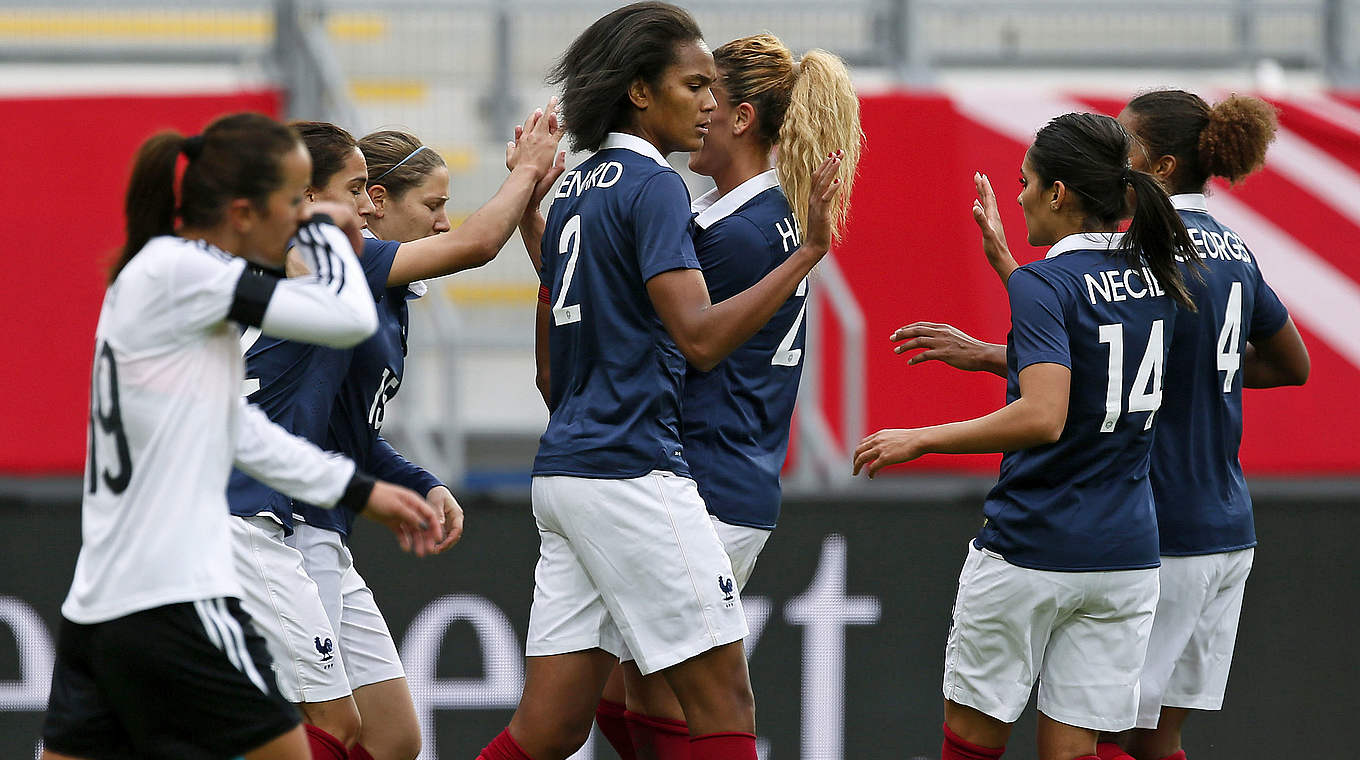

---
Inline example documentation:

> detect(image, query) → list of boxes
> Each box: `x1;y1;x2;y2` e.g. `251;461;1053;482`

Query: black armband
338;470;376;512
227;267;280;328
307;213;335;228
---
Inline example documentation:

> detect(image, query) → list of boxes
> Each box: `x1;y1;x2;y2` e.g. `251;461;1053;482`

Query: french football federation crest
314;636;334;662
718;575;735;602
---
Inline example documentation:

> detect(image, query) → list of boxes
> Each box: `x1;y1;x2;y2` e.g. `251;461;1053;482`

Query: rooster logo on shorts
314;636;334;662
718;575;735;602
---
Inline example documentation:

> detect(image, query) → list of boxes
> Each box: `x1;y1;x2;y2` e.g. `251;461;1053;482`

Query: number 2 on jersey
1098;320;1165;433
87;342;133;494
772;277;809;366
553;215;583;326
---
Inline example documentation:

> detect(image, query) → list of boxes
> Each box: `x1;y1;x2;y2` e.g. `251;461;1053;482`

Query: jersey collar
1170;193;1209;213
600;132;670;168
1045;231;1126;259
691;169;781;230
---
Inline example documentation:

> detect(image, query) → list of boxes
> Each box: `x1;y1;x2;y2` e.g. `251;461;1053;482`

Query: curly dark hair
1125;89;1278;192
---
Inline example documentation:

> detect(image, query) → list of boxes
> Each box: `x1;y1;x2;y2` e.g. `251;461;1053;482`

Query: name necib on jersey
1083;266;1165;305
533;133;701;479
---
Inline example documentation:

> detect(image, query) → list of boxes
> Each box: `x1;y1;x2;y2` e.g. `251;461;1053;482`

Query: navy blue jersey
1149;195;1290;555
683;171;805;529
977;232;1179;571
533;133;701;478
295;276;441;537
225;236;399;528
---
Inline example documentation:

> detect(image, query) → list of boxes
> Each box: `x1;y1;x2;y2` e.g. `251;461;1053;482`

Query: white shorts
1136;548;1254;728
288;523;405;690
942;541;1160;732
711;518;771;590
229;515;351;703
526;471;749;675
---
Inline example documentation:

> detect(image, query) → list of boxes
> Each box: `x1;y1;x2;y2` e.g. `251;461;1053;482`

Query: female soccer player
477;4;843;760
889;92;1311;760
41;113;440;760
853;112;1200;760
230;111;562;760
585;32;864;760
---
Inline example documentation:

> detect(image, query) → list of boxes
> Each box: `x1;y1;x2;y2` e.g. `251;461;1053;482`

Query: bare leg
298;694;363;748
1128;707;1191;760
508;649;620;760
352;677;421;760
623;660;685;723
1036;711;1098;760
243;724;311;760
602;663;627;706
659;641;754;736
41;751;88;760
943;699;1012;749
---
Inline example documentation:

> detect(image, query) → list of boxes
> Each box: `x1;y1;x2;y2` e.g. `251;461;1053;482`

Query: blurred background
2;1;1357;758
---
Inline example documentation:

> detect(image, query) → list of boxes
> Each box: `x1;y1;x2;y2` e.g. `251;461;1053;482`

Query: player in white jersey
41;113;440;760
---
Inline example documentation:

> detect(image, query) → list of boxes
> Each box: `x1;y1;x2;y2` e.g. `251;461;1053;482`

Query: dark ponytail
112;112;301;284
1125;89;1277;193
1029;112;1202;311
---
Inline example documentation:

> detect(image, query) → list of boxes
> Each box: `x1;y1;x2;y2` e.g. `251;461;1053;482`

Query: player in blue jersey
577;32;864;760
1112;90;1309;760
853;113;1201;760
887;93;1311;760
476;5;843;760
226;113;563;760
42;114;440;760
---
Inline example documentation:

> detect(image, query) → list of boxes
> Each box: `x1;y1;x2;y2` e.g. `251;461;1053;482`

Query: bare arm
534;299;551;407
648;153;843;372
385;99;564;286
891;321;1007;377
972;172;1019;285
510;119;566;274
853;362;1070;477
1244;316;1310;388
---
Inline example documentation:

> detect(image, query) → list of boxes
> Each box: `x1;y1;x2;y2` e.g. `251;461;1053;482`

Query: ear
368;185;387;218
1153;154;1177;184
1050;181;1068;211
731;102;756;137
304;187;316;203
627;77;650;110
226;198;256;232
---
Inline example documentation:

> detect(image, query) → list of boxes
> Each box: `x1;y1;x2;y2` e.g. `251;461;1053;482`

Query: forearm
232;400;363;509
258;221;378;347
987;250;1019;286
370;436;442;494
388;165;540;284
919;397;1062;455
534;300;551;407
671;245;824;371
520;210;546;272
977;342;1008;376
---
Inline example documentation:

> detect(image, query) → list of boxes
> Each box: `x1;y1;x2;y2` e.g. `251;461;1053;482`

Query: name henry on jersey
556;162;625;198
1083;267;1166;305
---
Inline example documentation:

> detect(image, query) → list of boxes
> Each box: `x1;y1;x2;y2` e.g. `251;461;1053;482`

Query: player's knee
302;702;362;748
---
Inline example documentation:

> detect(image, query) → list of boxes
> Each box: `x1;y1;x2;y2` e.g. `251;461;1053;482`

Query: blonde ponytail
775;49;862;243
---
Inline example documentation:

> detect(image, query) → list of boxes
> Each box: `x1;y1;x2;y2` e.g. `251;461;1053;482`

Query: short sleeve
695;217;772;303
360;237;400;299
633;172;701;282
167;245;250;336
1007;268;1071;370
1248;264;1289;340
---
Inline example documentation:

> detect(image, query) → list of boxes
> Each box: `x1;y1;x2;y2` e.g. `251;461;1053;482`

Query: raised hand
802;151;845;254
972;172;1018;284
426;485;465;554
891;321;1007;376
361;480;443;556
506;96;566;182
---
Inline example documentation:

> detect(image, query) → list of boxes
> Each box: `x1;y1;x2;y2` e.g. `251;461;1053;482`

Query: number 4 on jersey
1216;281;1243;392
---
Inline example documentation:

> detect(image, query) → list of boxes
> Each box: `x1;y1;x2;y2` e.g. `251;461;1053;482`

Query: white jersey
64;222;378;624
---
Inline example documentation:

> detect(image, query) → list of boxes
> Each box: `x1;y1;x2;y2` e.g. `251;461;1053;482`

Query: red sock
349;744;376;760
595;700;637;760
304;724;348;760
1096;741;1136;760
477;728;534;760
1158;752;1188;760
689;732;755;760
941;721;1005;760
626;710;690;760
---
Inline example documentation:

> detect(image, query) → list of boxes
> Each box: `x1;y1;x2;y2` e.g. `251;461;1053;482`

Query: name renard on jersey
556;161;625;198
1084;267;1166;305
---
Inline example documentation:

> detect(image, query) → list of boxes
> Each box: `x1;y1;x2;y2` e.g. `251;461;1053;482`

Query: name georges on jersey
1182;224;1253;264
